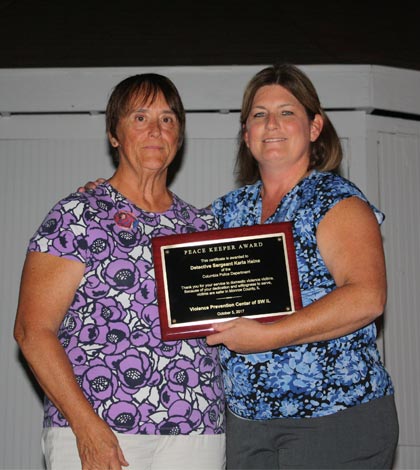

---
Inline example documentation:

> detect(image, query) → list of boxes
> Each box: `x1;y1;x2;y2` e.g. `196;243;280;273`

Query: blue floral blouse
212;170;394;419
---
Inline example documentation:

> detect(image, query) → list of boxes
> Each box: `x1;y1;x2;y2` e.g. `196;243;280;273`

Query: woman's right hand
74;416;129;470
77;178;106;193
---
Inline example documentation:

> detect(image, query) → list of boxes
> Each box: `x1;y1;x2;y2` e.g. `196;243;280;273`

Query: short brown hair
106;73;185;161
236;64;343;185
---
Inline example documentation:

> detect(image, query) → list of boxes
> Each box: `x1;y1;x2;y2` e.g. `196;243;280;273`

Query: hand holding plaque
152;222;302;340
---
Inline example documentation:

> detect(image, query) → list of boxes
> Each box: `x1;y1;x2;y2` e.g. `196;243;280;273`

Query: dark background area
0;0;419;71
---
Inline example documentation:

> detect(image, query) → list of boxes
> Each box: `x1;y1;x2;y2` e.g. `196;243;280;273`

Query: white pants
42;427;226;470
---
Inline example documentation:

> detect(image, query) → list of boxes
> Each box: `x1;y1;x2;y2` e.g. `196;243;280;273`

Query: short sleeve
28;193;90;264
301;172;385;229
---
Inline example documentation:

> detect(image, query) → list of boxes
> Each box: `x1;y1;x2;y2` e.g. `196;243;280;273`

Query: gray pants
226;395;398;469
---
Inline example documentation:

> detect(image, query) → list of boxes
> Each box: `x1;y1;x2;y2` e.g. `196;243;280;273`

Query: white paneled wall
1;66;420;469
171;112;240;208
374;124;420;468
171;137;237;207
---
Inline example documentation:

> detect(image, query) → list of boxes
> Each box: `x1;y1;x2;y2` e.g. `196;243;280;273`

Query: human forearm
16;328;128;468
275;282;384;346
16;327;97;428
207;280;385;353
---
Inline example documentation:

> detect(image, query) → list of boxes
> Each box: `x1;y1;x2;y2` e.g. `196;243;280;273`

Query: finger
77;182;96;192
211;319;236;332
117;446;129;467
108;462;122;470
206;329;230;346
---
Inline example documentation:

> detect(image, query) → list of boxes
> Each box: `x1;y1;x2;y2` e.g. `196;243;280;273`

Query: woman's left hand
206;317;279;353
77;178;106;193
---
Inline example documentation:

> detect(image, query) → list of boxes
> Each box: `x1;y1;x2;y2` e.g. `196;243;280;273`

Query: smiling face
243;84;323;174
109;91;180;174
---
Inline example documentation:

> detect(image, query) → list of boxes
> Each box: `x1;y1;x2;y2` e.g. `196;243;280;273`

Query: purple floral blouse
28;182;225;435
